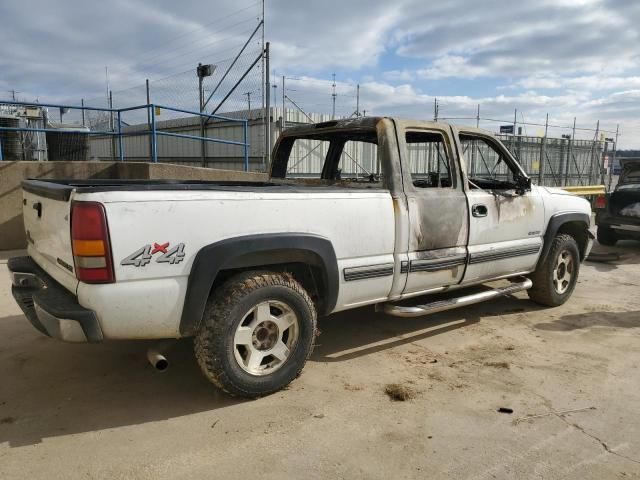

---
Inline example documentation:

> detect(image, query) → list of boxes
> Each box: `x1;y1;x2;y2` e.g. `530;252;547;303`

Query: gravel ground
0;241;639;480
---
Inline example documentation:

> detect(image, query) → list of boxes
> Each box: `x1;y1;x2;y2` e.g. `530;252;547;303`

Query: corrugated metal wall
89;109;605;185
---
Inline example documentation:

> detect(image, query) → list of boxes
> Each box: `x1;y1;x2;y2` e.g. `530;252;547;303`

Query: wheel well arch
557;221;590;259
539;213;591;266
180;234;338;337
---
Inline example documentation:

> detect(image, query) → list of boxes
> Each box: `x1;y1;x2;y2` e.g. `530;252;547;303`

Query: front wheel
194;271;317;398
527;234;580;307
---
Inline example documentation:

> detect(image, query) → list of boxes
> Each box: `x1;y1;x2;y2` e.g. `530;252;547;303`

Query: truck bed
23;178;385;201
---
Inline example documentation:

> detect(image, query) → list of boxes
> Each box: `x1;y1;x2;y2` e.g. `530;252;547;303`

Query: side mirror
515;175;531;195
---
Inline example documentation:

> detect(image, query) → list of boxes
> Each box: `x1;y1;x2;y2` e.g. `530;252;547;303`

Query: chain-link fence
494;134;607;187
277;76;361;123
272;76;618;187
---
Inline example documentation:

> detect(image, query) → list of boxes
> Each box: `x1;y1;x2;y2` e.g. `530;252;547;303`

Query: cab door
454;130;545;284
398;124;469;296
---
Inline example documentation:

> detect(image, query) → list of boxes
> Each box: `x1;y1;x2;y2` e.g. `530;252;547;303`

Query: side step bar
381;277;533;318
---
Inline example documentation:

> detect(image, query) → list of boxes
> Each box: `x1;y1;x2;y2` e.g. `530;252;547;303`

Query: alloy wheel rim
553;249;574;294
233;300;299;376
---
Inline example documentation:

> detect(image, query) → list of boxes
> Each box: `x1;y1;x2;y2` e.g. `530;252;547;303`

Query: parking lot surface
1;242;639;479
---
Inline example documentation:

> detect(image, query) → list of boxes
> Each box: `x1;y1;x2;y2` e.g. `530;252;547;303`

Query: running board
380;277;533;318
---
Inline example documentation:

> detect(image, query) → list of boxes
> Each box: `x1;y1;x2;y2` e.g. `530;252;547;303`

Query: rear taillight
595;195;606;209
71;201;115;283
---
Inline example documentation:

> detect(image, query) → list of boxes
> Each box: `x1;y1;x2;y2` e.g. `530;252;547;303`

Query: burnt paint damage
492;191;534;223
411;246;467;278
407;196;468;251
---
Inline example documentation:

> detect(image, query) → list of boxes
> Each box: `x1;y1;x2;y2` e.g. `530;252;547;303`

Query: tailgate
22;180;79;293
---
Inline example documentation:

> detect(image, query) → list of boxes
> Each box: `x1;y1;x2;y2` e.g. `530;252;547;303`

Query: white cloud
416;55;490;80
516;75;640;91
0;0;639;146
382;69;414;82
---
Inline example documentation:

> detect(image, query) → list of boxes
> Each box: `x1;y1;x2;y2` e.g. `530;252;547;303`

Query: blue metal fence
0;100;250;171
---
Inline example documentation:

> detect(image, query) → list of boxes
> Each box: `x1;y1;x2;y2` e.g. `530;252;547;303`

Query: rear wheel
528;234;580;307
194;271;316;398
597;226;618;246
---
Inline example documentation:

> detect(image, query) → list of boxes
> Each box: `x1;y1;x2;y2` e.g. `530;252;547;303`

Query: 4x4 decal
121;242;186;267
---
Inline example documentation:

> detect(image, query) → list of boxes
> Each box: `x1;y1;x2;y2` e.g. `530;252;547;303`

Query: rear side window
286;139;330;178
405;131;453;188
271;129;382;184
336;140;379;180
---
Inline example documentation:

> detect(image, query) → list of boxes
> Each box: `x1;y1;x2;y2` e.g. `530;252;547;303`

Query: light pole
197;63;215;167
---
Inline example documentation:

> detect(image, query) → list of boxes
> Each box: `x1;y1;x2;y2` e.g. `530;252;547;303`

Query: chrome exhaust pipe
147;348;169;372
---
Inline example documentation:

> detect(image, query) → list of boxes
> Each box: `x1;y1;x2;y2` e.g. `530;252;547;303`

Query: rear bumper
596;211;640;239
8;256;103;343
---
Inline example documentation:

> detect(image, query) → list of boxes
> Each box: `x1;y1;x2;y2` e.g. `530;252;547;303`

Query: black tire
597;226;618;246
527;234;580;307
194;271;316;398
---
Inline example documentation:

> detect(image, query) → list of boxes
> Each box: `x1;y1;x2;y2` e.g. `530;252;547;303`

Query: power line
126;2;260;60
97;8;262;80
138;41;257;76
137;19;260;67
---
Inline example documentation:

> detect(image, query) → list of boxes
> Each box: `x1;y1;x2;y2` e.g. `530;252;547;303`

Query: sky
1;0;639;147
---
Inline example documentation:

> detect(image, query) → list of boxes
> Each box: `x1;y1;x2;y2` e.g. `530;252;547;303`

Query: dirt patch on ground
484;361;510;369
384;383;417;401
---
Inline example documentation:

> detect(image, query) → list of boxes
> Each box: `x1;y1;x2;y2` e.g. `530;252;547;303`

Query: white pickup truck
9;117;594;397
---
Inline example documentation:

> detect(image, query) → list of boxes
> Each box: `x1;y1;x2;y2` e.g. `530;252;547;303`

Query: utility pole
105;66;110;104
198;63;205;167
282;75;285;130
608;124;619;191
593;120;601;185
602;138;609;187
244;92;252;114
565;117;576;186
146;79;152;161
538;113;548;186
356;84;360;117
264;42;271;167
476;104;480;128
511;108;517;153
331;73;337;119
261;0;266;170
109;90;115;161
433;98;439;121
272;83;278;117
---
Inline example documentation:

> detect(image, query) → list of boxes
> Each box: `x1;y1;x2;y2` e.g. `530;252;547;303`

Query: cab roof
280;117;495;137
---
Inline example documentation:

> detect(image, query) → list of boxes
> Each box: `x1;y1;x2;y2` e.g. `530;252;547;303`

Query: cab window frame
404;129;458;190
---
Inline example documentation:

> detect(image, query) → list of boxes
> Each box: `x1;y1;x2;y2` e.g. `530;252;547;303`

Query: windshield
617;183;640;190
617;163;640;189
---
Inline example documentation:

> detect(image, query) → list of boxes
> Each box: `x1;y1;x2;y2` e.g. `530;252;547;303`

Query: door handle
472;204;488;217
32;202;42;218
